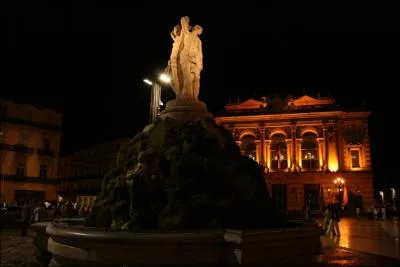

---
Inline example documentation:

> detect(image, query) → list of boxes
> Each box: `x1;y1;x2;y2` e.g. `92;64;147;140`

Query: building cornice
3;175;60;184
4;116;62;132
215;110;371;124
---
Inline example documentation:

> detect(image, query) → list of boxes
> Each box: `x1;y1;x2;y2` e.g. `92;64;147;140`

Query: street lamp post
333;177;345;205
379;190;384;204
143;73;171;123
0;131;4;204
391;188;396;210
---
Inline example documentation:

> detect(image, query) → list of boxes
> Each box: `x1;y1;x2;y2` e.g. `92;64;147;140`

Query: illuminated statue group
167;16;203;100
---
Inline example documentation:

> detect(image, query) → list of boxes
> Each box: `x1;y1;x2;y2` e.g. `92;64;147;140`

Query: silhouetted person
326;198;341;236
21;202;32;236
323;203;332;231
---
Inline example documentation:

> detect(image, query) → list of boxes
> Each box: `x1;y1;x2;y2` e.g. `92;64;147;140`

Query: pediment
225;99;266;111
290;95;335;107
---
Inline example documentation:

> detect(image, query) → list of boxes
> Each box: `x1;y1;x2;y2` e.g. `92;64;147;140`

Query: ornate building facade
57;138;129;200
215;95;373;211
0;98;62;204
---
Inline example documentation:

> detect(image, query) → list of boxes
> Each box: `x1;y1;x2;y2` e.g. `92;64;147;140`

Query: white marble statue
167;16;203;100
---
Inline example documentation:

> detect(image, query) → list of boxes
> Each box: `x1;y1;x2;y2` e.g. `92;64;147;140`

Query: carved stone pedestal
159;99;213;121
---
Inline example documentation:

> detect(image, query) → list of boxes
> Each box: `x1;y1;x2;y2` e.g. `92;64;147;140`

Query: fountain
32;16;322;267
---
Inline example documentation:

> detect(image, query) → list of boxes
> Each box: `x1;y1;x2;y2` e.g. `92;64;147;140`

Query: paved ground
1;219;400;266
317;217;400;259
0;229;39;267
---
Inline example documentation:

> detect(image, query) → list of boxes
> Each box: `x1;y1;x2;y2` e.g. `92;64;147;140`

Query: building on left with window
0;98;62;205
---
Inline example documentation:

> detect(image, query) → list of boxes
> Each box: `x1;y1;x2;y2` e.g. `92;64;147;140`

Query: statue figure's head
181;16;190;27
192;25;203;35
173;25;181;36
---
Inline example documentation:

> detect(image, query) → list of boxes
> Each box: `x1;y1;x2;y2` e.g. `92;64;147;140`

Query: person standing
356;207;361;218
382;203;387;220
33;203;43;222
323;202;332;231
21;202;32;236
326;198;341;236
373;204;379;220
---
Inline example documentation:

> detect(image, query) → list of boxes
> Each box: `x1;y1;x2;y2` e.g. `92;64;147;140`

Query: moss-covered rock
86;118;285;231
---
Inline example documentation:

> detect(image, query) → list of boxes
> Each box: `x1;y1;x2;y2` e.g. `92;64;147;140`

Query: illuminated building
57;138;129;200
215;95;373;211
0;98;62;204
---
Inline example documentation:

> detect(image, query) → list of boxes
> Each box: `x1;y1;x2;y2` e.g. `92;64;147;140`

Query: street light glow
334;177;344;185
159;73;171;84
379;191;384;203
143;78;153;85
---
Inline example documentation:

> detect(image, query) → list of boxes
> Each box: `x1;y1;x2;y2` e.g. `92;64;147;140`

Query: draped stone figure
168;24;183;97
167;16;203;100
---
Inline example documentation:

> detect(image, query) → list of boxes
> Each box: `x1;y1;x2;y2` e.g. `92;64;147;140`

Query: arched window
270;133;287;170
240;134;257;161
301;132;319;170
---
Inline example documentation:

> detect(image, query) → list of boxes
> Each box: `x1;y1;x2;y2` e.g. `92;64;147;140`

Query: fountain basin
46;218;224;266
30;222;53;266
224;222;323;266
32;218;322;266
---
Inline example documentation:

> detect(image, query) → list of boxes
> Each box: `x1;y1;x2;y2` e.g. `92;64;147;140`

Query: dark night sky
2;4;400;188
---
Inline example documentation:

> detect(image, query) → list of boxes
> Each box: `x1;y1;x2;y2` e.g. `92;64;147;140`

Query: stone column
234;130;241;149
317;138;325;170
296;138;303;169
327;129;339;172
260;129;265;165
291;127;297;171
256;141;261;163
286;139;292;171
323;127;329;171
265;140;271;170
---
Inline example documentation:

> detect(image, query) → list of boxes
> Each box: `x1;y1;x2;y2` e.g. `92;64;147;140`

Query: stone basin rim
45;218;321;242
46;218;225;241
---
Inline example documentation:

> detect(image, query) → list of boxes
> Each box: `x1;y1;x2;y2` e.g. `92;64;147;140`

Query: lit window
301;132;319;170
274;154;285;160
351;150;360;168
248;154;256;161
240;135;257;159
270;133;287;170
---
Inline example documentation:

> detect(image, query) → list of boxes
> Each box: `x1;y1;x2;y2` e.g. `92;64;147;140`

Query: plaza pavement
1;219;400;266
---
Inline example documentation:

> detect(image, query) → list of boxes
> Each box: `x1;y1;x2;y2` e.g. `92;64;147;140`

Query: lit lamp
379;191;384;204
333;177;345;205
159;73;171;83
391;188;396;209
143;73;171;123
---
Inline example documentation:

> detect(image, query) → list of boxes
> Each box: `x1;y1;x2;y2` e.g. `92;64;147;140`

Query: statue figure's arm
170;31;176;41
198;42;203;69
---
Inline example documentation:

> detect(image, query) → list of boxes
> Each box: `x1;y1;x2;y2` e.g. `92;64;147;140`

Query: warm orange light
333;177;345;185
327;142;339;172
328;156;338;172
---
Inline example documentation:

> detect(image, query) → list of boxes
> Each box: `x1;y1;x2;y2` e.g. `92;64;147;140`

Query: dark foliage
86;118;285;231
